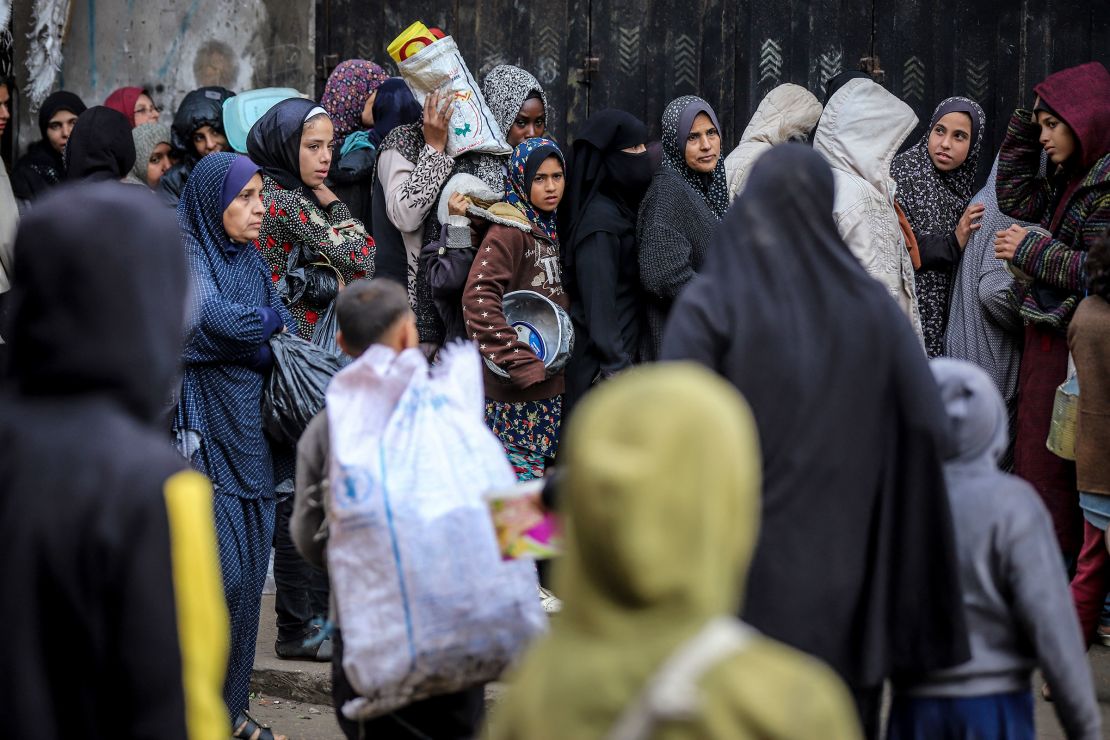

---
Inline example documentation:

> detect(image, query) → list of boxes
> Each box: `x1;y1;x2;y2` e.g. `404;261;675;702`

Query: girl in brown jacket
463;137;568;480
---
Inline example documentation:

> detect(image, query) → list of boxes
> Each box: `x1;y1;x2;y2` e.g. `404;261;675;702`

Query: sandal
232;710;288;740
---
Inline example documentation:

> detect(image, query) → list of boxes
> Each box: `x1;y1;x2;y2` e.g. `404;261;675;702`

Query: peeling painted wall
10;0;314;150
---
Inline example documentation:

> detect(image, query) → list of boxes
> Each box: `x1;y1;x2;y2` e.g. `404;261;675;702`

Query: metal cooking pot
484;290;574;379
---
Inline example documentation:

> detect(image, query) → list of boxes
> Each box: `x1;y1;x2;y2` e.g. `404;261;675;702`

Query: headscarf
463;65;550;189
37;90;87;140
892;96;986;235
320;59;389;148
179;153;260;256
103;86;148;128
65;106;136;182
1032;62;1110;231
930;358;1009;470
368;78;421;148
559;109;650;284
660;96;728;219
4;180;186;422
219;156;262;215
504;137;563;242
486;363;762;738
892;96;986;357
246;97;328;193
662;144;969;688
129;122;172;185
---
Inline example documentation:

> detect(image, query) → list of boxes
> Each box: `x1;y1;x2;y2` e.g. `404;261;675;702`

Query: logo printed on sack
337;464;381;509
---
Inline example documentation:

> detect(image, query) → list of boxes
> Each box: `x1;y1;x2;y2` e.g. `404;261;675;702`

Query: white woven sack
326;342;545;721
398;36;513;157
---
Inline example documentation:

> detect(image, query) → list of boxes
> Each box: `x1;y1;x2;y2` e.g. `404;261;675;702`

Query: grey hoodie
900;359;1100;740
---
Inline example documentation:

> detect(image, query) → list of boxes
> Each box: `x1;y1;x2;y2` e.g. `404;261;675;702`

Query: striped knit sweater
996;109;1110;330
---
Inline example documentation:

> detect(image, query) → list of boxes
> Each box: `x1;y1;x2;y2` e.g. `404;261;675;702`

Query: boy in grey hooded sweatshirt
887;358;1100;739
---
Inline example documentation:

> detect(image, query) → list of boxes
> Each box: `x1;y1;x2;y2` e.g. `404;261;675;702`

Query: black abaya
662;145;969;705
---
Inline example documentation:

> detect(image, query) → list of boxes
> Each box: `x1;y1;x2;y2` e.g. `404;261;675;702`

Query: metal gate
316;0;1110;179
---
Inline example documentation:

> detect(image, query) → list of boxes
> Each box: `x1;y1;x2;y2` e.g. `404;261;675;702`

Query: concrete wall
11;0;314;149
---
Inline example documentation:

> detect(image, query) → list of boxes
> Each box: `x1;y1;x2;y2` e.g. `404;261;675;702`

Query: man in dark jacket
159;85;235;207
0;181;230;739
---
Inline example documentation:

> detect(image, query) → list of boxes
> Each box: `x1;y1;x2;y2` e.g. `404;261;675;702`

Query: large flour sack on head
325;342;545;720
398;36;513;157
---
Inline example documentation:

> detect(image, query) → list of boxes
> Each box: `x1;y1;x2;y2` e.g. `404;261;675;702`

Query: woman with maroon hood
994;61;1110;565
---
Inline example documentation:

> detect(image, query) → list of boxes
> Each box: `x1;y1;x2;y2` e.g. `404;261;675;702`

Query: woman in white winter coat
814;77;924;343
724;83;823;200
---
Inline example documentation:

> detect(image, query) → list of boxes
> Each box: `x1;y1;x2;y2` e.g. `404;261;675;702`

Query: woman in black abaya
560;109;653;410
662;144;969;739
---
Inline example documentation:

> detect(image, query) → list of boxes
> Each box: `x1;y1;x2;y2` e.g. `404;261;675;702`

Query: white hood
813;77;918;200
739;83;823;146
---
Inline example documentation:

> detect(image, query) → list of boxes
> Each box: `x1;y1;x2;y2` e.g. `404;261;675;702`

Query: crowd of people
0;39;1108;740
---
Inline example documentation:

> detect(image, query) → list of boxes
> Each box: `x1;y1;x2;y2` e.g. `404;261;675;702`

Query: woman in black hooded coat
662;144;970;739
11;91;87;203
559;109;653;411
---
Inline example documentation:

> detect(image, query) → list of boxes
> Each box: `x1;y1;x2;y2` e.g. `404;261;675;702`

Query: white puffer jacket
814;77;923;343
724;83;823;200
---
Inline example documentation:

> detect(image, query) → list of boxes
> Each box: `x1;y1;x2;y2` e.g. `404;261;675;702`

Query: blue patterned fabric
175;151;294;500
504;136;563;242
215;493;276;718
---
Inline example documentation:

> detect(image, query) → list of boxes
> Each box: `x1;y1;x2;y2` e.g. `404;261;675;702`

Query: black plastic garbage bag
311;300;352;367
262;332;343;446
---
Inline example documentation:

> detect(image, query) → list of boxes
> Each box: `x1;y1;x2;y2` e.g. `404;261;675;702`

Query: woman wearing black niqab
662;144;970;739
560;109;652;410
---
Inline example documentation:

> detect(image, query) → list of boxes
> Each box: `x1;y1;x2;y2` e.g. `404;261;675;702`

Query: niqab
660;96;728;218
662;144;969;691
560;109;649;270
65;106;137;181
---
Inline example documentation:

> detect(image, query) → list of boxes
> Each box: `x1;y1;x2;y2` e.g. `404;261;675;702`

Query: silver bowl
484;290;574;379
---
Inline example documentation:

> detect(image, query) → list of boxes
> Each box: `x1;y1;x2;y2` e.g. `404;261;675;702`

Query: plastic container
387;21;437;63
223;88;303;153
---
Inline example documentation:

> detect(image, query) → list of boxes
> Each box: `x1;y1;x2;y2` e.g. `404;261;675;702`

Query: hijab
65;106;136;181
1032;62;1110;231
4;180;186;422
103;86;148;128
320;59;389;148
129;122;172;186
892;96;986;235
368;78;421;148
246;97;327;194
487;363;762;738
179;153;262;259
505;137;563;242
660;96;728;218
37;91;87;141
662;144;969;687
560;109;650;284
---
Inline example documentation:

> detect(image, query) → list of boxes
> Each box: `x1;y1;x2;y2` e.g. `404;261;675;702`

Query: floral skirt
485;396;562;481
